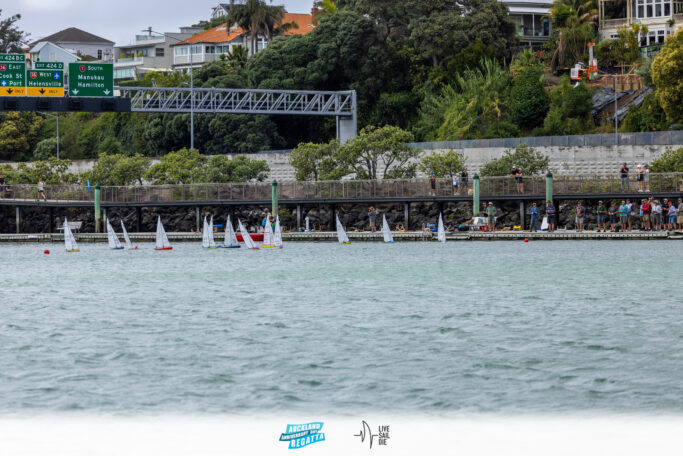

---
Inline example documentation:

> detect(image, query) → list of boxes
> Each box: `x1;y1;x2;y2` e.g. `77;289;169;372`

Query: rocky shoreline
0;200;669;233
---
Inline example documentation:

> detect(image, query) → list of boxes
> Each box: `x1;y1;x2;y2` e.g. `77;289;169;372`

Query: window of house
174;47;188;56
205;46;215;54
97;49;102;59
657;29;665;43
156;48;164;57
664;1;670;15
191;45;202;54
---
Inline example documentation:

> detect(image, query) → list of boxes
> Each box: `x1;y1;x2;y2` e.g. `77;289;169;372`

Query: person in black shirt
619;163;629;192
461;169;469;193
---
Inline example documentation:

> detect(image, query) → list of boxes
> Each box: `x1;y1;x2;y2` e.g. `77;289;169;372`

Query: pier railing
1;173;682;203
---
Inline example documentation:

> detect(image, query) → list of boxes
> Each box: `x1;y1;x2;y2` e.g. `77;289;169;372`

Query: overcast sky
12;0;315;46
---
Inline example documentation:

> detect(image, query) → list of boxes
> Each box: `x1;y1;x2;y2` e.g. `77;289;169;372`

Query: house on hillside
501;0;553;49
114;28;197;82
211;2;246;20
29;27;114;62
172;12;314;71
599;0;682;50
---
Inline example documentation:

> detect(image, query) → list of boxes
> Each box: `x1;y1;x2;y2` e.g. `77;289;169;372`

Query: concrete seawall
5;133;681;181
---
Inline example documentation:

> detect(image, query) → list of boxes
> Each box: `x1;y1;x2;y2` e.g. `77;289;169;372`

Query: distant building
114;29;196;82
172;13;315;71
502;0;553;49
599;0;682;48
211;2;246;20
28;42;79;68
29;27;114;62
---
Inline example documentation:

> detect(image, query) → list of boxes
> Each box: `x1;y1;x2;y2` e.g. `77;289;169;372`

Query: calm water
1;241;682;415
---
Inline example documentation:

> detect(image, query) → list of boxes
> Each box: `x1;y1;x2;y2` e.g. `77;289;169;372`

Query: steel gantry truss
117;86;358;141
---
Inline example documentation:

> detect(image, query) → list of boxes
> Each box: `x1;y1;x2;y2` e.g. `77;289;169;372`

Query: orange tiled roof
281;13;315;36
174;25;244;45
173;13;314;45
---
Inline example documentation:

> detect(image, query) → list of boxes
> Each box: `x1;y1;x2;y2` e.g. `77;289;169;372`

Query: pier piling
15;206;21;234
94;184;101;233
473;174;480;217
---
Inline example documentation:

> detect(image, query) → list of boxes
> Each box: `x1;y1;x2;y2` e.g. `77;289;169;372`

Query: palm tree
546;0;598;70
226;45;248;68
227;0;286;56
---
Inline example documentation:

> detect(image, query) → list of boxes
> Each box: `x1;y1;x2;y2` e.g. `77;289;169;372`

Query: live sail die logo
354;420;390;449
279;422;325;449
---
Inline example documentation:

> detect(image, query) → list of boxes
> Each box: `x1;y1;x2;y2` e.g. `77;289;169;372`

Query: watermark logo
279;422;325;449
354;420;390;449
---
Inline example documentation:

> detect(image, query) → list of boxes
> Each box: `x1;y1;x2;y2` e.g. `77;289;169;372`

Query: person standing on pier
452;173;460;195
596;201;607;232
575;202;585;232
545;201;556;232
619;163;629;192
643;165;650;192
430;174;437;196
666;201;678;231
37;179;46;201
619;201;629;231
529;203;540;232
641;199;651;231
677;198;683;230
627;199;634;231
486;202;497;232
608;202;618;231
368;207;377;232
461;169;469;193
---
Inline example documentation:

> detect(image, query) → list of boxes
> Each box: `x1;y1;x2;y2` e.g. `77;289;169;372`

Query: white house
599;0;683;47
29;27;114;62
28;42;79;69
501;0;553;48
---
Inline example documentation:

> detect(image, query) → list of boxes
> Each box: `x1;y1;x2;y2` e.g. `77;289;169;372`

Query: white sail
437;213;446;243
63;218;79;252
238;219;258;249
106;218;123;249
155;216;171;249
224;215;239;247
208;216;216;248
273;216;283;248
336;215;350;244
263;215;275;247
202;216;210;248
382;214;394;243
120;220;133;249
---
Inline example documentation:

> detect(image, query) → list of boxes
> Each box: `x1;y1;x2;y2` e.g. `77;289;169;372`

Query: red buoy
43;249;50;254
524;238;529;243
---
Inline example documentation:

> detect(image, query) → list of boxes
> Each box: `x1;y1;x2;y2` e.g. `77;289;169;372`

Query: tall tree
227;0;285;55
0;10;28;53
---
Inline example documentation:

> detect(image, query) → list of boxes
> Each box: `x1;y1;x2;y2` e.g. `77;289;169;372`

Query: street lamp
38;112;59;159
142;27;229;151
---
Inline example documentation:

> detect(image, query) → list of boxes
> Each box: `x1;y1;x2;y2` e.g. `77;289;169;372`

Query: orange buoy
43;249;50;254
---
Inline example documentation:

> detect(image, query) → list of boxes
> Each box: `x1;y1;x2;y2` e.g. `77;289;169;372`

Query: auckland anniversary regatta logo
279;422;326;449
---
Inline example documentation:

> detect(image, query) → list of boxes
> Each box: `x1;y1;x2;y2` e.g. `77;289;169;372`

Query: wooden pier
1;230;680;243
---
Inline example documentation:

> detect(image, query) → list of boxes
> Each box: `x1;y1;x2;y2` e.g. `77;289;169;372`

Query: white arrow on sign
71;89;79;95
103;89;110;95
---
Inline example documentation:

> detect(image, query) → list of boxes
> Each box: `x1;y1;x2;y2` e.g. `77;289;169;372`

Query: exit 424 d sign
68;63;113;97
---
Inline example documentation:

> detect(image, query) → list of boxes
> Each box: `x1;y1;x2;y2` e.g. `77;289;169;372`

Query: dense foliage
649;147;683;173
479;144;550;177
650;29;683;125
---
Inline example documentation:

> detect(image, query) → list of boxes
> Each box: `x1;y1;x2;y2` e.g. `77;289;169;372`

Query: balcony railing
1;174;681;204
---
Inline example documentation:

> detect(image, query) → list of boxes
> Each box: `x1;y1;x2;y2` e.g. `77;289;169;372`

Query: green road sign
0;54;26;63
34;61;64;70
68;62;113;97
0;60;26;96
27;69;64;96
